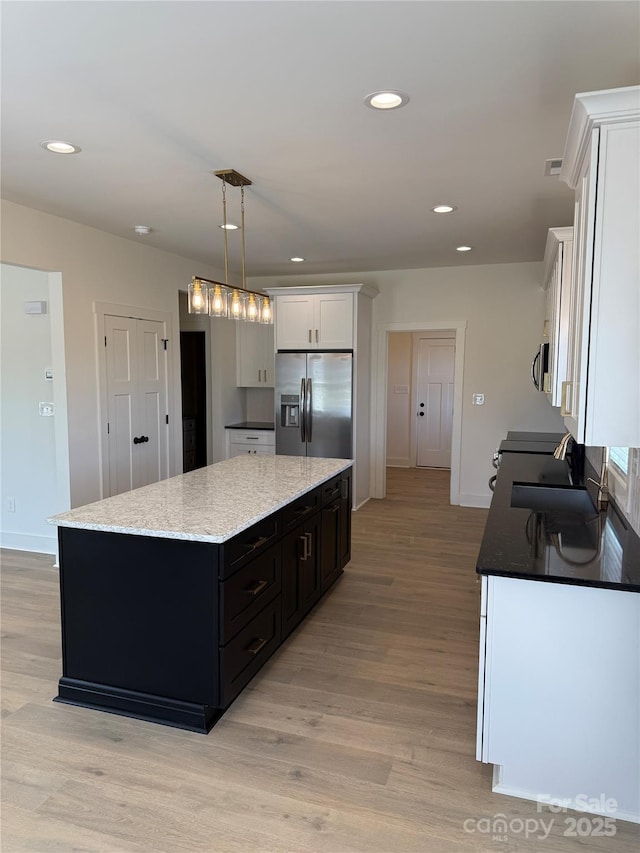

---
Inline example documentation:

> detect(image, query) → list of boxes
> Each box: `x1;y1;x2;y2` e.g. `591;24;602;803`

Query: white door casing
413;335;455;468
100;306;170;498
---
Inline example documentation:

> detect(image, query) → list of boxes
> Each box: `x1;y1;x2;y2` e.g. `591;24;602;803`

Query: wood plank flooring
2;468;638;851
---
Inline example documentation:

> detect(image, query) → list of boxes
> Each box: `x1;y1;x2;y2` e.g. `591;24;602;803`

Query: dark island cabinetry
55;465;352;733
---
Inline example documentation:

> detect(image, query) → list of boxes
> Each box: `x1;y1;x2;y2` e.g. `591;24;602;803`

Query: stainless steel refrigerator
275;352;352;458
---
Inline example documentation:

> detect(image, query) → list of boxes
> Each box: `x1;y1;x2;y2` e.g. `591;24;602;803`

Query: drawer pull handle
242;534;270;552
245;436;260;440
246;579;268;596
292;504;314;517
340;479;348;500
328;503;340;514
247;637;267;656
299;535;308;561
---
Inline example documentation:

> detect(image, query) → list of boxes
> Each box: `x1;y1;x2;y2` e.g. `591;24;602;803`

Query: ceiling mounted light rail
188;169;272;324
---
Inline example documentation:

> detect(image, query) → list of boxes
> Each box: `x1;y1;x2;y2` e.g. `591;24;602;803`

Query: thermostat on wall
24;301;47;315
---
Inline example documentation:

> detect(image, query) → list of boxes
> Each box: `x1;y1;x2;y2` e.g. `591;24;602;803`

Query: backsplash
587;446;640;536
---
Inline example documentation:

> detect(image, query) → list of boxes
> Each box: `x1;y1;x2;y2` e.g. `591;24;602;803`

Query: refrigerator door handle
306;378;312;443
300;378;306;443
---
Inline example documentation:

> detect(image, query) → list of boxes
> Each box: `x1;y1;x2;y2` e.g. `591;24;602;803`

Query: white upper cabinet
559;86;640;447
273;291;354;350
542;227;573;408
236;322;274;387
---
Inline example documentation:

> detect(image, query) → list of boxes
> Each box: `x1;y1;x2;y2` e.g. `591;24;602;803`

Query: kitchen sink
510;482;598;517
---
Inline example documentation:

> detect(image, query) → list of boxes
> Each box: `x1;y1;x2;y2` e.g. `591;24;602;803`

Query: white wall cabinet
273;291;354;350
477;574;640;822
225;428;275;459
559;87;639;446
236;322;274;388
542;227;573;408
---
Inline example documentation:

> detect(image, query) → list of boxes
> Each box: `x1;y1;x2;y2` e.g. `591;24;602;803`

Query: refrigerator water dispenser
280;394;300;427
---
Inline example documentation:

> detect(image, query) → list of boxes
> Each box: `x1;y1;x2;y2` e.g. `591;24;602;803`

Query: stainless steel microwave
531;342;549;392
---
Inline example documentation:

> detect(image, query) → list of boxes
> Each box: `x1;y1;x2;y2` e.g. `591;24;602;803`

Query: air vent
544;158;563;177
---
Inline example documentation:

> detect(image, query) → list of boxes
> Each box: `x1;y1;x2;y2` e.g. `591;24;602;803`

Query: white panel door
105;315;168;496
415;337;455;468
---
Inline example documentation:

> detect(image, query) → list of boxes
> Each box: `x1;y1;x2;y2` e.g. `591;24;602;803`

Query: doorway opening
386;330;455;471
372;321;466;505
180;331;207;472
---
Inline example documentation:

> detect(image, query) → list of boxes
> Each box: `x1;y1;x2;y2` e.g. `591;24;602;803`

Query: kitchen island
476;450;640;823
49;455;352;733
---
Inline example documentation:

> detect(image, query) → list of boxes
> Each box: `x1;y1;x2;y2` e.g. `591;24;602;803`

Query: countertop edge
48;458;353;544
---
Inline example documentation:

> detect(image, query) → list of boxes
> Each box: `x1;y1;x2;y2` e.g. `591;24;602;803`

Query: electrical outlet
39;402;55;417
7;497;16;513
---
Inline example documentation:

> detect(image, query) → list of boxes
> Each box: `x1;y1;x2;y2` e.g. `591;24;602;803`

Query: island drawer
220;514;280;579
321;474;344;506
219;543;281;643
281;486;321;532
219;599;281;708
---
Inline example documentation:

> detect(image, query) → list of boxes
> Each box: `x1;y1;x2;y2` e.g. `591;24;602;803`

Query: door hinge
107;422;110;434
165;414;169;425
162;339;168;350
105;336;107;347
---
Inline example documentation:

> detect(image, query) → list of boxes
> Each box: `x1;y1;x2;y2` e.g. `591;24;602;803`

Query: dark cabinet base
55;467;352;734
55;677;223;733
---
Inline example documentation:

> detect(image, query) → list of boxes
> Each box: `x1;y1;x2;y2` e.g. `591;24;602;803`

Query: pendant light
187;168;272;324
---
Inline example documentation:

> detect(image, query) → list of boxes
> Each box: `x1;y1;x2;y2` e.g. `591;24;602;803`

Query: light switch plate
45;368;53;381
472;393;485;406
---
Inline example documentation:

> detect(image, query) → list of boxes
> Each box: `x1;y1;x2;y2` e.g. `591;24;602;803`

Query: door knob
133;436;141;444
418;412;424;417
419;402;425;407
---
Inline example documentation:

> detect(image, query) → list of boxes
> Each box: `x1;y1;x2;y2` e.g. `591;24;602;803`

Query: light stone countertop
48;455;352;544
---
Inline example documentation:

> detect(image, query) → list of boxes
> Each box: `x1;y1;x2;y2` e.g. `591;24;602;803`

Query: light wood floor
2;468;638;852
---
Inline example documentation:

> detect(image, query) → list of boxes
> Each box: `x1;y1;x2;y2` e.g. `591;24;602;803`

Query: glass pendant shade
260;296;273;324
229;289;246;320
211;284;229;318
188;278;209;314
246;293;260;323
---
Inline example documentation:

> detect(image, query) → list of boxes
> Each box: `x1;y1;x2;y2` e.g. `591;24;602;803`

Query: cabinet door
261;324;275;387
563;132;597;440
275;295;315;350
320;499;341;592
338;471;351;569
282;514;321;639
316;293;353;349
236;322;264;387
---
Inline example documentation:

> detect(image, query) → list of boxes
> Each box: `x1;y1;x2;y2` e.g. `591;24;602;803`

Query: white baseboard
386;458;410;468
353;496;370;512
459;493;492;509
0;531;57;555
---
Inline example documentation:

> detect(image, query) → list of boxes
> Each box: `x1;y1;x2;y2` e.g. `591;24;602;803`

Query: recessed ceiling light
40;140;81;154
456;245;473;252
364;90;410;111
290;257;305;263
219;223;239;230
133;225;152;235
432;204;457;214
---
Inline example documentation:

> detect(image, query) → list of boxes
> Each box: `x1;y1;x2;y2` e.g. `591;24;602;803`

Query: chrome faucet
553;432;574;461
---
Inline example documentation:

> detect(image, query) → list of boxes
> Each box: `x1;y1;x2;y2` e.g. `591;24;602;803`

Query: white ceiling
2;1;639;278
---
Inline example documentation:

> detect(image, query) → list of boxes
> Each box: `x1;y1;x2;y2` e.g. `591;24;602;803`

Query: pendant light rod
192;275;267;300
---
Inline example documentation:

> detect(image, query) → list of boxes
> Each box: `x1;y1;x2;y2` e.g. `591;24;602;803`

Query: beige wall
252;264;566;505
1;199;225;509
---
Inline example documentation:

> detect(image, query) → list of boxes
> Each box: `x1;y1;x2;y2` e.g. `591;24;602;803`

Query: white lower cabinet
476;575;640;822
225;428;275;459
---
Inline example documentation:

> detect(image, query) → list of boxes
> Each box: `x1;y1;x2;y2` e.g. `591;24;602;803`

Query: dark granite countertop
477;451;640;592
225;422;274;430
